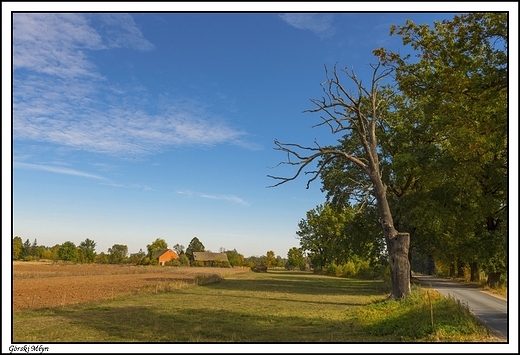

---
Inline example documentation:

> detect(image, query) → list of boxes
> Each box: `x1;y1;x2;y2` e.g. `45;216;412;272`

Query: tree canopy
185;237;205;261
270;13;508;293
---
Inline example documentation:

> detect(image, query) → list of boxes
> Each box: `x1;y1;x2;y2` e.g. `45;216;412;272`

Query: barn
193;251;229;266
153;249;179;266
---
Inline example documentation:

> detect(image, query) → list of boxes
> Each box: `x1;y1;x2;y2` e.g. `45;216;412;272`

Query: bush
323;260;387;280
251;265;267;272
178;254;190;266
165;259;181;267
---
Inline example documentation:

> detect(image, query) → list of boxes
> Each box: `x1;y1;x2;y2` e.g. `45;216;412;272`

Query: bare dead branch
267;139;368;188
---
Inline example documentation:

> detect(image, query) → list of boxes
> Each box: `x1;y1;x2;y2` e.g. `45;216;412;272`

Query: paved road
413;275;508;340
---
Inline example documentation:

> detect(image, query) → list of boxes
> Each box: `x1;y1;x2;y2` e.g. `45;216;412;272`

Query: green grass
12;270;499;342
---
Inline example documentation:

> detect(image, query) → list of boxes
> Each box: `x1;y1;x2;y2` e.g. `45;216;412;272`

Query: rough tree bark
268;63;411;299
470;262;480;282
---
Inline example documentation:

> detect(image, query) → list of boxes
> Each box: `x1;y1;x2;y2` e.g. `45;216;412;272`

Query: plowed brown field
12;262;248;311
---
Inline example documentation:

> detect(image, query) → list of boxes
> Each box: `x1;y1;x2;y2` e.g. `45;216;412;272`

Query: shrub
165;259;181;267
251;265;267;272
178;254;190;266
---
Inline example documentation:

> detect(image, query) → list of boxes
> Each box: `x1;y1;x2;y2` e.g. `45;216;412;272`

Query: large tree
376;13;507;285
78;238;97;263
269;62;412;299
185;237;205;262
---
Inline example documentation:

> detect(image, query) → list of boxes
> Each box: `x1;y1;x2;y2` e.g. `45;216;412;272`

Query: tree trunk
457;259;465;278
387;232;411;299
449;262;456;277
487;272;501;288
470;262;480;282
426;255;436;275
372;173;411;299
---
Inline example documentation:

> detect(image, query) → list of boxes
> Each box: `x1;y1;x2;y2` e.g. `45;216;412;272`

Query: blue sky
5;5;517;261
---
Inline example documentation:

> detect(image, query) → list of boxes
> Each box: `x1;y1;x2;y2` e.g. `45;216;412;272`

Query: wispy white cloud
95;13;155;51
100;182;152;190
14;161;106;180
176;190;250;206
279;13;335;38
13;13;254;158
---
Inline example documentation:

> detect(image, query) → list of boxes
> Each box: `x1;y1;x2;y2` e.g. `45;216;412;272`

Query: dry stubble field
12;261;248;311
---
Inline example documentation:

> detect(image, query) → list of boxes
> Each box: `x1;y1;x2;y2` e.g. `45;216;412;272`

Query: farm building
193;251;229;266
153;249;179;266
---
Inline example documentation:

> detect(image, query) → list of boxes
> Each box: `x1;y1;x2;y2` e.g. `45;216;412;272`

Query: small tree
130;249;146;264
58;241;78;262
172;243;185;255
21;239;32;260
108;244;128;264
178;253;190;266
13;236;23;260
286;247;306;270
226;249;245;267
79;238;97;263
265;250;276;268
146;238;168;258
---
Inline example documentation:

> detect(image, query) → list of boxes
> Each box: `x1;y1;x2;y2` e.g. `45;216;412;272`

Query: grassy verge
13;270;499;342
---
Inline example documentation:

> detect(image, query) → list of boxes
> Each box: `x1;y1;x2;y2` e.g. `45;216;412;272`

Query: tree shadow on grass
206;277;385;296
41;304;373;343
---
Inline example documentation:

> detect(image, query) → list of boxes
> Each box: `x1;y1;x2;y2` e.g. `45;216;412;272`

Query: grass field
11;266;502;343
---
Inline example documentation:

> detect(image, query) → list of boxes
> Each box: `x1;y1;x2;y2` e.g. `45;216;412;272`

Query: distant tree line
12;235;293;269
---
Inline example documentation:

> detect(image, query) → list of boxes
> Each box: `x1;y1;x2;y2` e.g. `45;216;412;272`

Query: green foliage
211;260;231;268
186;237;205;262
285;247;306;270
58;241;78;262
265;250;276;268
372;13;507;284
225;249;244;267
13;236;23;260
165;259;181;267
172;243;185;255
297;203;384;272
107;244;128;264
178;254;190;266
192;260;205;267
21;239;32;260
146;238;168;258
78;238;97;263
323;258;387;280
129;249;146;264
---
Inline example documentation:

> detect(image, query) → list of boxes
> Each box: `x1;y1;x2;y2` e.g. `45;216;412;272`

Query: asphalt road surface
414;275;508;341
